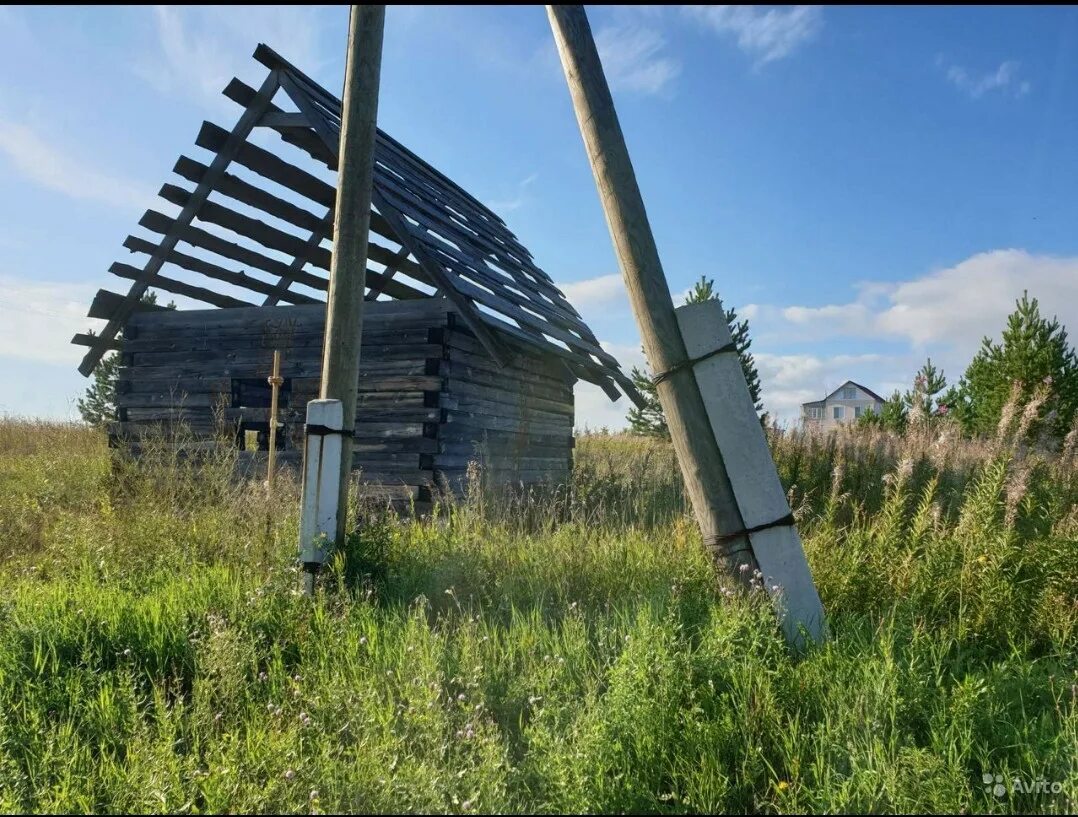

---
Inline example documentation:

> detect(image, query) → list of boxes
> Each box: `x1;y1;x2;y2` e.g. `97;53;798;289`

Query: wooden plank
196;120;334;207
138;209;326;290
79;70;282;376
259;110;310;128
373;188;511;369
87;289;168;321
140;201;431;305
71;332;121;350
159;184;335;270
195;118;404;249
173;156;324;234
109;262;253;309
123;235;320;305
443;412;572;437
263;212;331;306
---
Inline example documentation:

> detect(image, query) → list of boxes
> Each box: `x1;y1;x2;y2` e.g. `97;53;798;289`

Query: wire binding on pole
651;341;737;387
304;424;354;437
707;512;797;547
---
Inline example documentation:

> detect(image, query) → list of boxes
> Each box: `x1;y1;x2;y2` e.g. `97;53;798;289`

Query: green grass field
0;417;1075;814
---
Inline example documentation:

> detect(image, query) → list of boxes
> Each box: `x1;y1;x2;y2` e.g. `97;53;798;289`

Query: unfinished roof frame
74;44;640;407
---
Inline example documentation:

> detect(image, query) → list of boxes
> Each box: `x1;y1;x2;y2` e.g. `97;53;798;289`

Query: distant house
801;381;885;431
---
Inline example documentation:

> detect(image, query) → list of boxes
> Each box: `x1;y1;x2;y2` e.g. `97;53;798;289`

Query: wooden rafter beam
263;210;333;306
275;70;511;368
78;69;283;376
371;190;511;368
364;246;410;301
259;110;310;128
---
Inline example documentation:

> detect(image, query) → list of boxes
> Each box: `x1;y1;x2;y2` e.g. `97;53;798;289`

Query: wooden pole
311;4;385;576
266;349;282;491
546;5;756;577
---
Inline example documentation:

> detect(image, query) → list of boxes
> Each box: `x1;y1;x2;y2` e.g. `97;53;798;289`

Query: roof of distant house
801;380;886;408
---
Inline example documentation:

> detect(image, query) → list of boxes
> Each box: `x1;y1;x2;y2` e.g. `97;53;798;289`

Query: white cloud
134;6;325;109
595;23;681;95
766;250;1078;357
0;275;101;365
0;119;153;211
940;57;1031;99
682;5;823;66
557;273;628;311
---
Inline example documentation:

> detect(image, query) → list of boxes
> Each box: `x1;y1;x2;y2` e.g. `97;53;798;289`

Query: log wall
112;301;574;511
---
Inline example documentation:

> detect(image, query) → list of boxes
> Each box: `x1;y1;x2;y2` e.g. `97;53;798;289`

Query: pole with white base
298;399;345;595
676;301;826;646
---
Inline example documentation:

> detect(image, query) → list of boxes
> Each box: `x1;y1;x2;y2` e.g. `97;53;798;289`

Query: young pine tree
78;292;174;427
946;292;1078;437
626;276;766;436
905;358;947;421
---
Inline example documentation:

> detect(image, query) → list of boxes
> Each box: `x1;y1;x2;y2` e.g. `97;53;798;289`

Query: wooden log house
73;45;641;512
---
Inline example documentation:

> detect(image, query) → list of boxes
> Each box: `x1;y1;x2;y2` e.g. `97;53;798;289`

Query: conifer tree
627;276;766;436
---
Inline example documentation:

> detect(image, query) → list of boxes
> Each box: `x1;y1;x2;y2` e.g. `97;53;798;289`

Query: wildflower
284;769;295;781
309;790;319;800
777;781;789;792
457;693;466;702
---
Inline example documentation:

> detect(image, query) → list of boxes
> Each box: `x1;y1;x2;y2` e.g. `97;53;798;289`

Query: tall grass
0;415;1074;814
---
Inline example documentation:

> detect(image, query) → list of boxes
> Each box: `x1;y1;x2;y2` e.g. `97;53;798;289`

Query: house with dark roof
800;381;885;432
71;45;640;512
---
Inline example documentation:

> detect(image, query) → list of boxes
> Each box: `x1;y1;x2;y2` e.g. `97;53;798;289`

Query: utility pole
547;5;824;645
300;4;385;589
546;4;755;576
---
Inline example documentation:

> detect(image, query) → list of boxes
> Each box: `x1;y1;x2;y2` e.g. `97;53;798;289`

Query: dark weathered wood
124;235;320;305
72;332;121;350
173;156;324;234
79;70;282;377
372;189;511;369
88;289;168;321
109;262;253;309
259;110;311;128
263;212;332;306
138;210;325;289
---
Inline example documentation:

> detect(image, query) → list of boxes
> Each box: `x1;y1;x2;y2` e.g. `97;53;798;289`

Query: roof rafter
74;44;641;407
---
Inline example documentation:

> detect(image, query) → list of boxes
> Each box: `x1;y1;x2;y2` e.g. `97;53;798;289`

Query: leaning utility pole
547;5;824;645
300;5;385;589
547;4;754;575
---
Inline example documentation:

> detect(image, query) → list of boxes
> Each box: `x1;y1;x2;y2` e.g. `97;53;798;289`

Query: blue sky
3;5;1078;428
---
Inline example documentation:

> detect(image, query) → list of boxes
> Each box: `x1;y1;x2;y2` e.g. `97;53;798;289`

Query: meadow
0;412;1074;814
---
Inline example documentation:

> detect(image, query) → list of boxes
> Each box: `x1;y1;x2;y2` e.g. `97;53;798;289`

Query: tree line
625;284;1078;443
